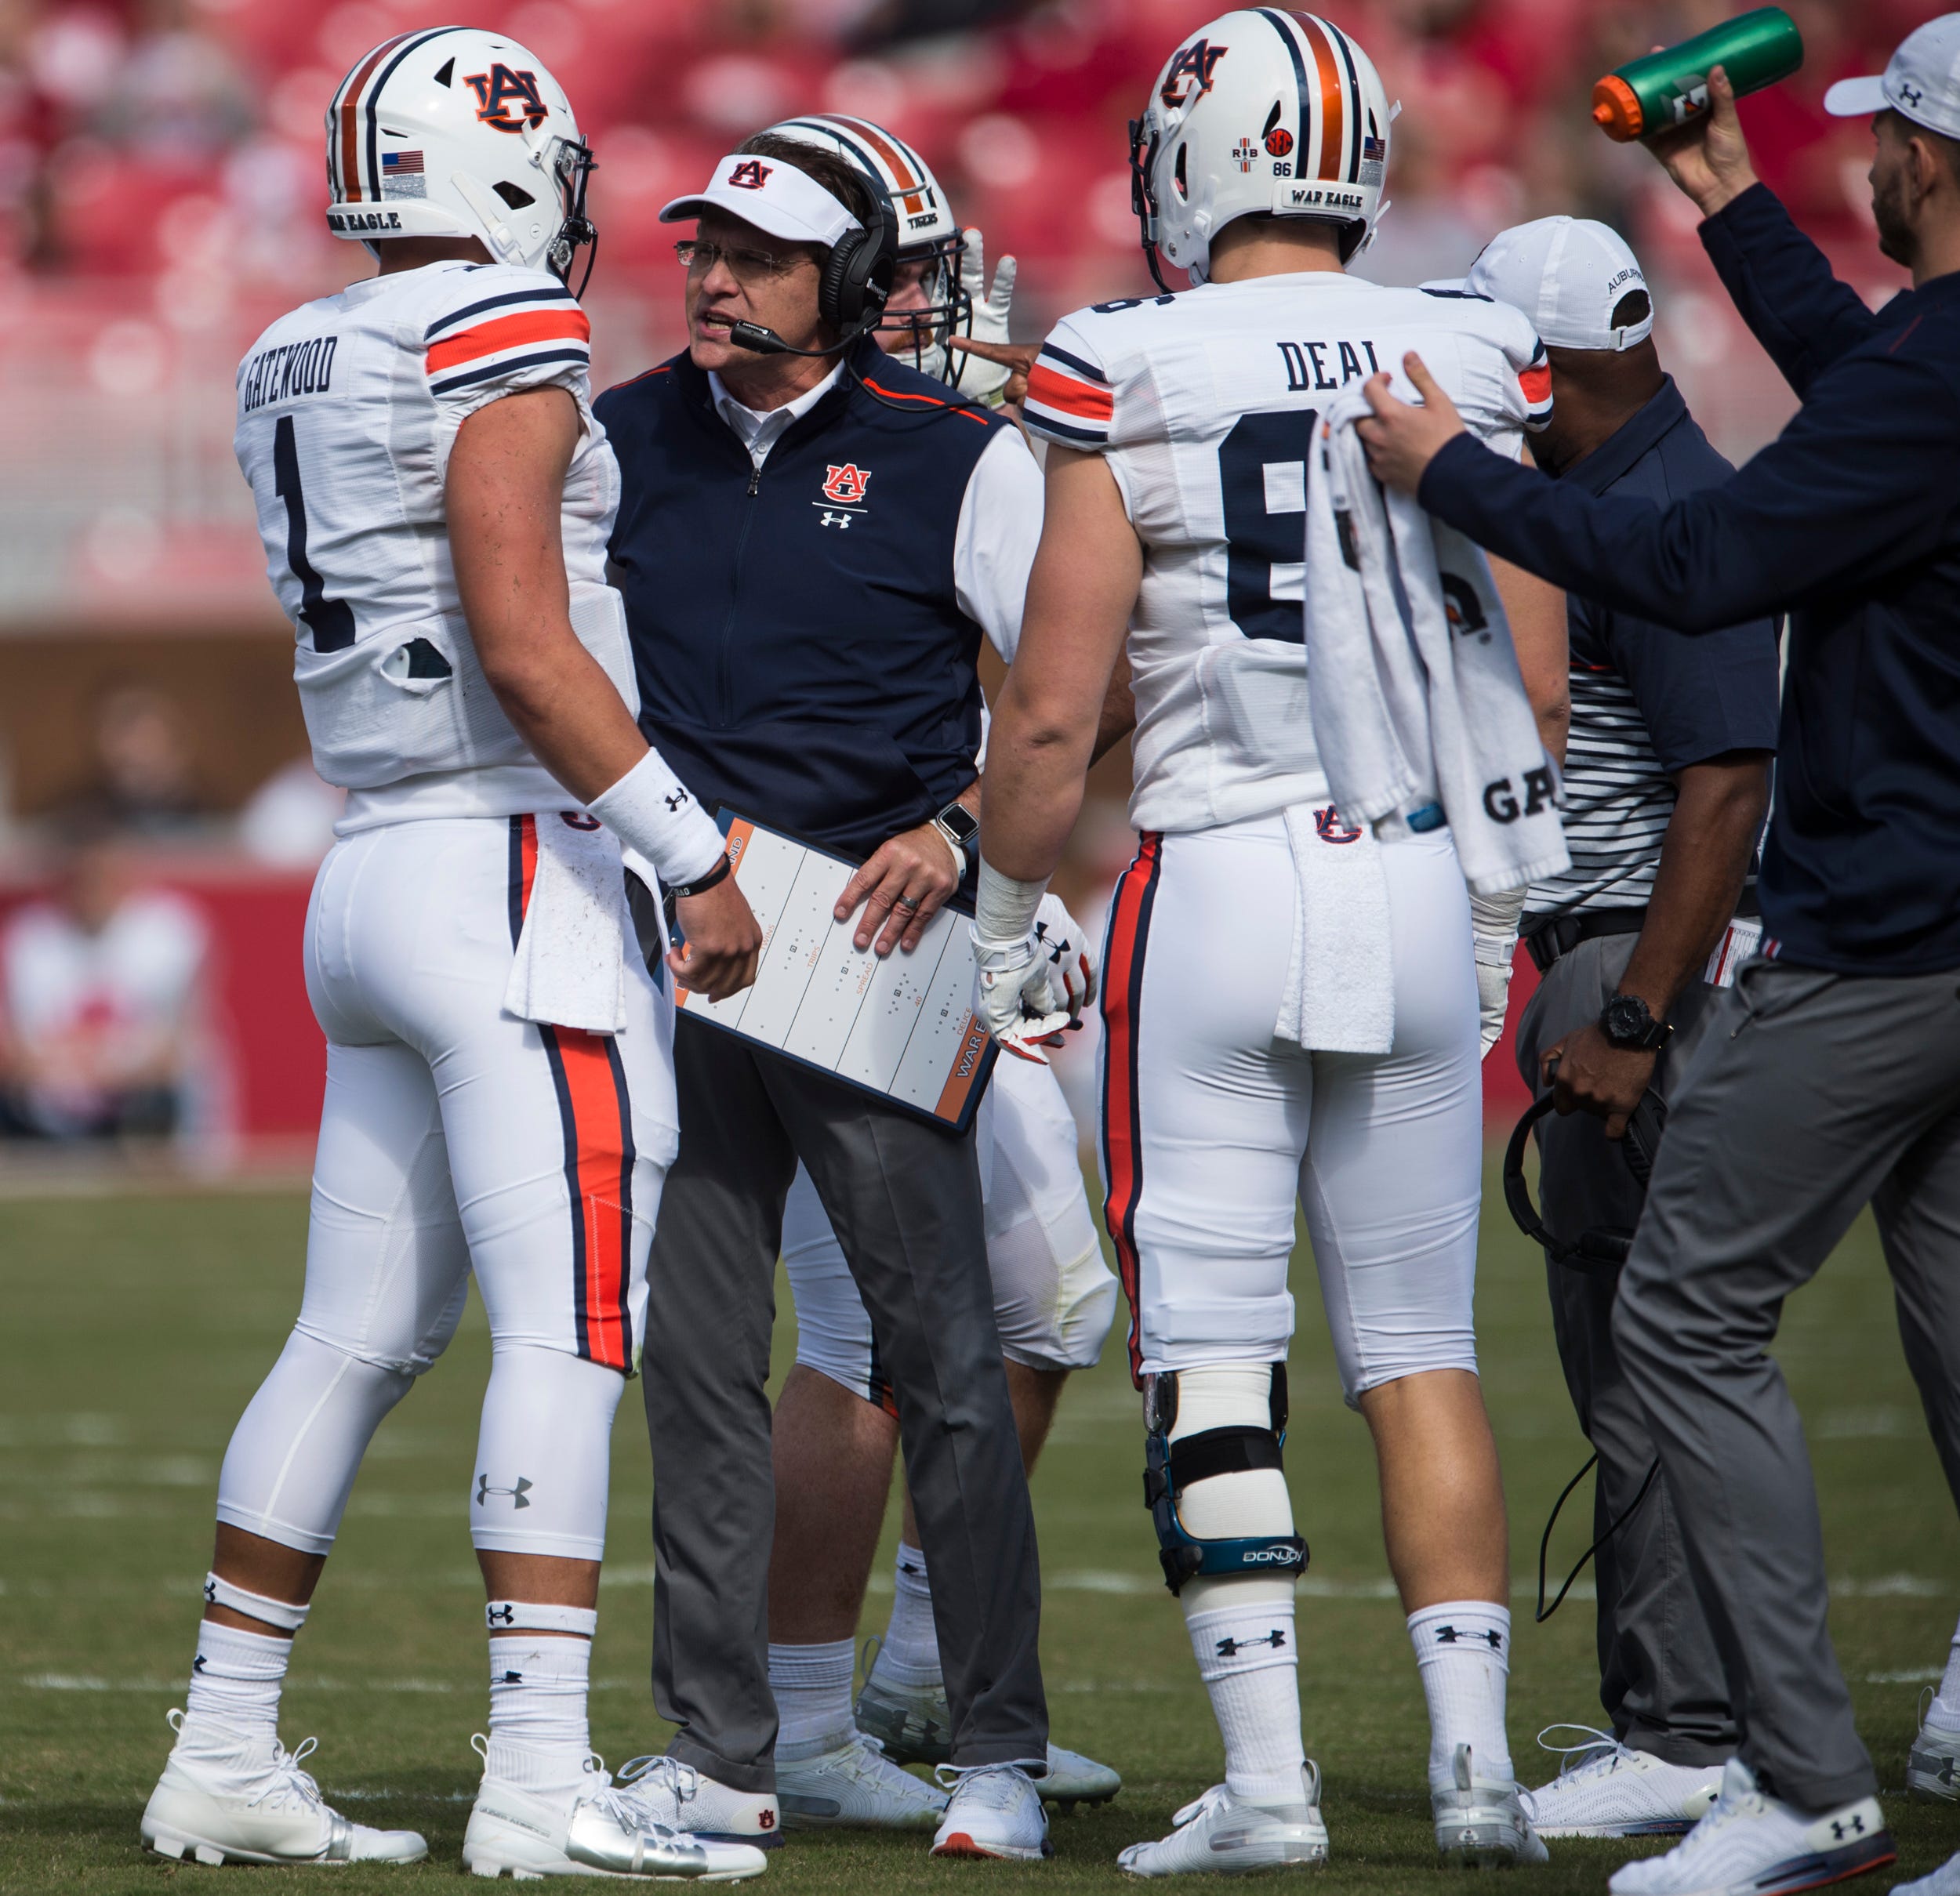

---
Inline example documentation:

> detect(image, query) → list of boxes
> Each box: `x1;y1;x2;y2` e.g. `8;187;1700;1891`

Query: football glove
1468;886;1527;1060
949;229;1017;402
1033;893;1097;1019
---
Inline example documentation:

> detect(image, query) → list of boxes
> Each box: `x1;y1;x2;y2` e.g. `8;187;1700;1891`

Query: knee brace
1142;1362;1308;1595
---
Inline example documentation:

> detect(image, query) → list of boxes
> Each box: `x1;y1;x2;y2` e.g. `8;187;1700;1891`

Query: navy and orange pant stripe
1099;831;1162;1388
508;816;637;1372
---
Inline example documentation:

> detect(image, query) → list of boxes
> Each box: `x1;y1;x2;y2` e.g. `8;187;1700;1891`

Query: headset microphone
729;317;873;357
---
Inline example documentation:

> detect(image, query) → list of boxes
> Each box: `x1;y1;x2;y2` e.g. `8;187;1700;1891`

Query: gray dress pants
1613;958;1960;1811
1514;932;1740;1767
643;1013;1047;1793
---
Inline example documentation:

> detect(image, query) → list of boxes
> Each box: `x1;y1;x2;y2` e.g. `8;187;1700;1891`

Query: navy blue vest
596;339;1008;862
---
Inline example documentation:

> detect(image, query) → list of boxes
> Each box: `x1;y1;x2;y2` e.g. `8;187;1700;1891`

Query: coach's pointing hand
1355;355;1468;495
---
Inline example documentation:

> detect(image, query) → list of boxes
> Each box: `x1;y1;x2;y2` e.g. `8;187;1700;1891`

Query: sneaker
931;1762;1052;1861
1908;1696;1960;1803
1606;1756;1893;1896
856;1637;1120;1804
610;1754;784;1851
1116;1763;1329;1876
463;1749;768;1882
1522;1726;1725;1838
1893;1847;1960;1895
1043;1742;1122;1808
774;1732;946;1830
1433;1743;1549;1865
141;1711;427;1867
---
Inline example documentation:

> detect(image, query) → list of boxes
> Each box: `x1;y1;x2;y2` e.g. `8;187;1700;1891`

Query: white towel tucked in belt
1275;804;1395;1056
503;813;630;1034
1304;387;1569;897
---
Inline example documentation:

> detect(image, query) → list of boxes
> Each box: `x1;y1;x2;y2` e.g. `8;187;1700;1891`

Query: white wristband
586;749;725;889
975;857;1047;946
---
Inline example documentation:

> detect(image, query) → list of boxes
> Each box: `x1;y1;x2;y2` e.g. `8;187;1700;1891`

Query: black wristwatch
931;800;979;875
1599;992;1672;1052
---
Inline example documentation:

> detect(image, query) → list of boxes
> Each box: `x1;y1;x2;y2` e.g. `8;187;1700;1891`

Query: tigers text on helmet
325;26;597;287
1130;9;1392;287
764;112;971;374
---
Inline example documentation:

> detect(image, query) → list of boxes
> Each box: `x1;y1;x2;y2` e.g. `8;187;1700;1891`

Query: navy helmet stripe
364;27;462;205
1323;19;1366;183
1256;8;1312;159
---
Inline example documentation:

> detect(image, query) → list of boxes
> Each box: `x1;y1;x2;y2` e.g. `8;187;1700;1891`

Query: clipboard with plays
671;811;996;1133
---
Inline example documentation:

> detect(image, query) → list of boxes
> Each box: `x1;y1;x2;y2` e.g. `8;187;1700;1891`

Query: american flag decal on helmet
383;150;424;173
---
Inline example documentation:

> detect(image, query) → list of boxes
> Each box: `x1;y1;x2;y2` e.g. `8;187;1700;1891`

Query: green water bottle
1592;6;1804;142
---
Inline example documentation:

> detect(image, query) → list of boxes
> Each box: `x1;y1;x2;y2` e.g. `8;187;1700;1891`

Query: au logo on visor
726;159;773;190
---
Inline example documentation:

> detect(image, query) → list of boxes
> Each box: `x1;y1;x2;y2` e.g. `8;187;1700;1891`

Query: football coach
1355;17;1960;1889
592;134;1052;1851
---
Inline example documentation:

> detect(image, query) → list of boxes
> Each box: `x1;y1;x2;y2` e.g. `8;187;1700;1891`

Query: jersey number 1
1219;408;1316;644
273;415;356;654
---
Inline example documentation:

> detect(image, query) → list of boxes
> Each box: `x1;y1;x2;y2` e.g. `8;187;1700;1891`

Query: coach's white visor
1825;14;1960;140
660;153;862;248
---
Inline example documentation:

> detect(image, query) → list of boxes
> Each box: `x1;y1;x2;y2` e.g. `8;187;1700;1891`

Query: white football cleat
1432;1743;1549;1865
1606;1756;1892;1896
610;1753;782;1851
931;1761;1052;1861
141;1711;427;1867
774;1732;946;1830
1116;1763;1329;1876
1893;1846;1960;1895
1907;1698;1960;1802
1522;1726;1724;1838
463;1746;768;1881
856;1639;1120;1803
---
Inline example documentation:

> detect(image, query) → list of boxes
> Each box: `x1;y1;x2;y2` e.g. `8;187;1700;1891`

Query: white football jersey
234;259;633;825
1022;274;1551;835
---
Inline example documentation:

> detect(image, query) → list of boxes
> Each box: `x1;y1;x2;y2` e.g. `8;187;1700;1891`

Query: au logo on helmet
727;160;773;190
465;64;548;133
1160;38;1228;110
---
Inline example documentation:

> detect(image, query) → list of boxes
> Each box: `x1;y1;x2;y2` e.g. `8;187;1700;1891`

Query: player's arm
983;448;1141;879
1490;555;1568;765
448;387;760;1000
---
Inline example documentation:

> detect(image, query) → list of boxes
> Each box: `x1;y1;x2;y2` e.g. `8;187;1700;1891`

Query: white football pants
1099;816;1482;1400
214;816;674;1562
782;1053;1117;1405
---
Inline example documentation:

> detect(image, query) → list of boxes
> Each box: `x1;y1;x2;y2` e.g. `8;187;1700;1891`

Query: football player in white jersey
140;28;766;1880
975;11;1553;1875
727;113;1123;1830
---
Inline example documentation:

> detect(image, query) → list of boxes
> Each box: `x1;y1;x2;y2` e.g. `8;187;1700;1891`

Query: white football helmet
325;26;596;284
1131;9;1392;285
764;112;971;373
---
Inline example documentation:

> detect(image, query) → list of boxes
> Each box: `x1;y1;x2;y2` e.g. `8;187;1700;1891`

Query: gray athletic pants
1613;957;1960;1811
642;1014;1047;1792
1514;931;1740;1767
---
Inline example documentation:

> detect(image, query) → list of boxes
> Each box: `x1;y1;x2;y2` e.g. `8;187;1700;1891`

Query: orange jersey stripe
553;1029;631;1371
1098;832;1160;1385
1520;362;1552;407
426;307;592;375
1025;363;1115;422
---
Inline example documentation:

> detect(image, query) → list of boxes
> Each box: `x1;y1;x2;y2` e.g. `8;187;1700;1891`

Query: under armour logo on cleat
477;1475;533;1509
1832;1815;1866;1840
1216;1630;1288;1657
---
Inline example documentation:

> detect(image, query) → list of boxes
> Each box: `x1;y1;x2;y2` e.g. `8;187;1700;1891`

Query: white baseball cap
1824;15;1960;140
1461;215;1654;353
661;151;863;248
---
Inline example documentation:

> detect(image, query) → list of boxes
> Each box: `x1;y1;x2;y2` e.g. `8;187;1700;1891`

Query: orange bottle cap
1592;74;1642;141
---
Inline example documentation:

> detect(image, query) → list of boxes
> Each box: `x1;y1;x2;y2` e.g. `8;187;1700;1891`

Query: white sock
880;1543;940;1687
769;1639;857;1751
1408;1601;1514;1787
183;1620;291;1742
1185;1589;1305;1806
1932;1613;1960;1730
486;1634;592;1795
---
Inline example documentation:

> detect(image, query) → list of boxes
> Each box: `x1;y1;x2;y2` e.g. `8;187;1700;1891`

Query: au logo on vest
816;461;872;530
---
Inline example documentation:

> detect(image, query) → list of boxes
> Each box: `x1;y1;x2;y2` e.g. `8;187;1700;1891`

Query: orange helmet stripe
820;113;928;218
335;31;416;203
1298;15;1347;183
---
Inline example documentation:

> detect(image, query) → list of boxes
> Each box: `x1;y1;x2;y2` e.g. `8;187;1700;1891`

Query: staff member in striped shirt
1458;219;1779;1840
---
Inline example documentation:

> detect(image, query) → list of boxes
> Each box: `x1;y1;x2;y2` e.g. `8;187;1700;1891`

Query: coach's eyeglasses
673;239;809;284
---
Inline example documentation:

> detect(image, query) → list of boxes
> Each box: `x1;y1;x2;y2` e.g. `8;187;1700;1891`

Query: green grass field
2;1162;1955;1894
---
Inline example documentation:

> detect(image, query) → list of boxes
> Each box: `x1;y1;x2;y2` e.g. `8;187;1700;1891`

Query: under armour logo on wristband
663;792;688;811
1216;1629;1287;1656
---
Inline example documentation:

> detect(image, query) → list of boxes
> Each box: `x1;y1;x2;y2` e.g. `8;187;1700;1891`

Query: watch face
1604;995;1653;1044
939;804;979;845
